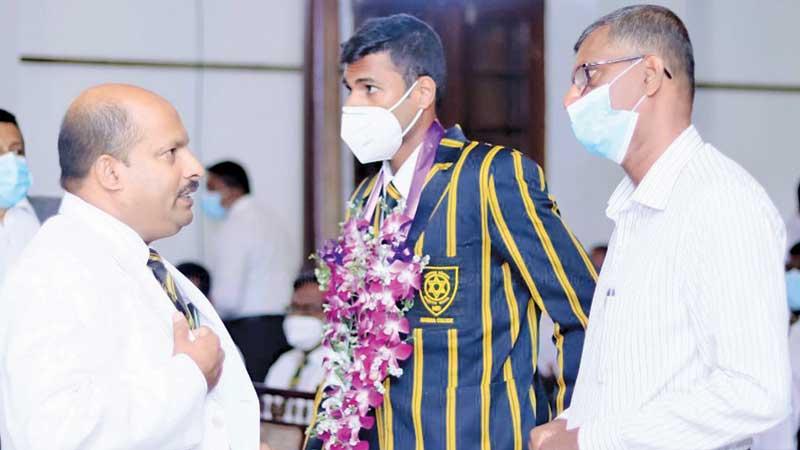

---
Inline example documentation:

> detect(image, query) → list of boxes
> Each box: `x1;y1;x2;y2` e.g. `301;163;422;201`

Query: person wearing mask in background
788;241;800;272
0;109;61;282
202;160;294;381
177;261;212;298
530;5;790;450
0;84;259;450
264;270;328;393
261;272;325;450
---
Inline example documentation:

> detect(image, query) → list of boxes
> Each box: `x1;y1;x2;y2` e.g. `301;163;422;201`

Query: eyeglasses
571;55;673;94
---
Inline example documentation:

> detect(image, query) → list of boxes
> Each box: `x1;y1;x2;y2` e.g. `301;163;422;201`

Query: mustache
178;180;199;197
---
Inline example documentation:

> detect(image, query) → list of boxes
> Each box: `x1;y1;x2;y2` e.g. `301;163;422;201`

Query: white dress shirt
752;319;800;450
209;195;296;319
263;346;330;393
0;193;260;450
562;126;791;450
537;312;559;379
0;198;40;283
381;143;421;199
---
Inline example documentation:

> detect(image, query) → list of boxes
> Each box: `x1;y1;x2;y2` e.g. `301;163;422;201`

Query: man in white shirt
530;5;790;450
264;271;328;393
0;109;60;283
0;84;260;450
202;160;295;381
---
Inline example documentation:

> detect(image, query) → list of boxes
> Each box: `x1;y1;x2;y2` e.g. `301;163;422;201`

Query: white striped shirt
562;126;791;450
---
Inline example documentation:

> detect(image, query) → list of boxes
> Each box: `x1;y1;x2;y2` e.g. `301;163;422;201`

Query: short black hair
575;4;695;102
58;101;141;190
0;109;19;128
341;13;447;105
790;242;800;258
293;270;318;291
207;160;250;194
176;261;211;297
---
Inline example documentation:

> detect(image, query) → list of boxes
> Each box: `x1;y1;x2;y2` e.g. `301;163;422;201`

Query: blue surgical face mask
0;153;32;209
567;59;646;164
787;269;800;312
201;191;227;220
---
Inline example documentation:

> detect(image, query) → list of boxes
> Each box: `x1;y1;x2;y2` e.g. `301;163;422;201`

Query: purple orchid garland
311;201;428;450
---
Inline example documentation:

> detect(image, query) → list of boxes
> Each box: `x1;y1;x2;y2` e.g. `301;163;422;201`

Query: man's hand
172;312;225;391
529;419;579;450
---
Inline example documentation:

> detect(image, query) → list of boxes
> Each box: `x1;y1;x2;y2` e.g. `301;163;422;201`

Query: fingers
529;426;546;450
208;355;225;390
172;312;190;343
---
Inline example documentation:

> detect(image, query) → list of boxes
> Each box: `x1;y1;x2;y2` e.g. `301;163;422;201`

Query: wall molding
696;81;800;94
19;55;303;73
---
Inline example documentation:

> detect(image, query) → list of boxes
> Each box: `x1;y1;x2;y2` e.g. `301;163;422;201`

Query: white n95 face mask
283;315;324;352
567;59;646;165
341;80;424;164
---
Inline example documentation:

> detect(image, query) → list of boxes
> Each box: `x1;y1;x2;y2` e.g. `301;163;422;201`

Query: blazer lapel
407;126;469;245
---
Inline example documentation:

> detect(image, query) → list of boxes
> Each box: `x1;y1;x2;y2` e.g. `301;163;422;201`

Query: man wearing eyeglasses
529;5;790;450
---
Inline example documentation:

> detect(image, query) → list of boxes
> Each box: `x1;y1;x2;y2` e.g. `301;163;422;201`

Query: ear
93;154;125;191
643;55;668;96
414;75;437;110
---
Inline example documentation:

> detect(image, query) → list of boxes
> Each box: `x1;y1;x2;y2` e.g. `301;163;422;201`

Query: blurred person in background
786;182;800;260
202;160;294;381
589;244;608;272
177;261;212;298
263;270;329;393
0;109;61;283
787;242;800;272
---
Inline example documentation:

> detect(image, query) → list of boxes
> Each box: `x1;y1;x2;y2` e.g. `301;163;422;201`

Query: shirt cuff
578;418;625;450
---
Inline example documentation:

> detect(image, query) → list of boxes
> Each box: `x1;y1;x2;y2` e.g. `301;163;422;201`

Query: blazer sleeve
486;149;596;413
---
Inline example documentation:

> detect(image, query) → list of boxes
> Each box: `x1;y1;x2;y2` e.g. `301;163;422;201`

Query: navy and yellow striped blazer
306;126;596;450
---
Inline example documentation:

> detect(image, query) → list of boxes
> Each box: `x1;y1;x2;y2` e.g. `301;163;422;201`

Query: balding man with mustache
0;84;260;450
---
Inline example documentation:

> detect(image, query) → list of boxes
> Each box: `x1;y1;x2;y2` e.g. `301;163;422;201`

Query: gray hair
58;101;141;190
574;4;695;101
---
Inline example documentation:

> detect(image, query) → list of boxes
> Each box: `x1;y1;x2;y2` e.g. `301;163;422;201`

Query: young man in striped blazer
305;14;595;450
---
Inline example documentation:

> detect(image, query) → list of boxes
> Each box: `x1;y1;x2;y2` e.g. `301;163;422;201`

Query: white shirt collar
229;194;255;216
381;143;422;199
12;198;35;215
607;125;703;220
58;192;150;267
0;197;39;227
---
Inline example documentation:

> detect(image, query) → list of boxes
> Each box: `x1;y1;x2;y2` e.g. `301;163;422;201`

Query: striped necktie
147;248;199;329
385;181;401;212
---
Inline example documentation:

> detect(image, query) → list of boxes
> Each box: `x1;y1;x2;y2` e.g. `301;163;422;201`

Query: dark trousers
224;314;289;381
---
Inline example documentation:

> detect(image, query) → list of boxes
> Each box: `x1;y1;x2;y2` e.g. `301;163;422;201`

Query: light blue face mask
567;58;646;164
200;191;227;220
0;153;32;209
787;269;800;312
